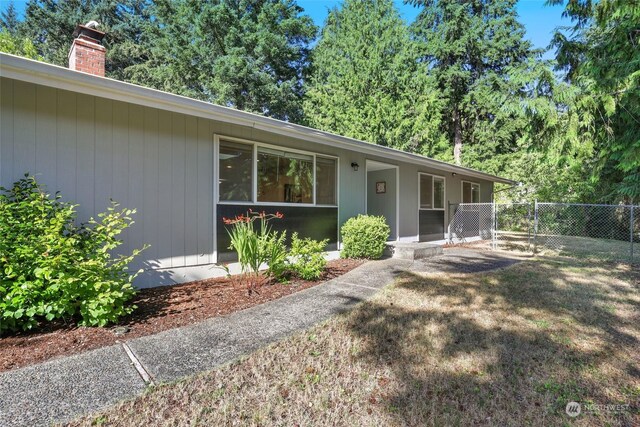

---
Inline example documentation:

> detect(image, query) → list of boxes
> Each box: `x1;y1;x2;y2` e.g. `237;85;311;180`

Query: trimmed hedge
340;214;390;259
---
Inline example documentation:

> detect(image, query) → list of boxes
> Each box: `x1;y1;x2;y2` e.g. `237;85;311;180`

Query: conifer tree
304;0;444;153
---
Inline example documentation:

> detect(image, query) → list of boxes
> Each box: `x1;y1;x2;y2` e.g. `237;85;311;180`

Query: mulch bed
0;258;364;373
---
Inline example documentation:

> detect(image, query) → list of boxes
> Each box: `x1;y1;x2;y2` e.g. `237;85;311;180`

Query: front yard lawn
70;254;639;426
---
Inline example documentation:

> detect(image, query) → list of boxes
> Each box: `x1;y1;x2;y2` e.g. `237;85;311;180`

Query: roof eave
0;53;517;185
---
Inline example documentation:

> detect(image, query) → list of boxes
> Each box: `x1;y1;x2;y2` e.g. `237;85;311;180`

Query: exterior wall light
351;162;359;171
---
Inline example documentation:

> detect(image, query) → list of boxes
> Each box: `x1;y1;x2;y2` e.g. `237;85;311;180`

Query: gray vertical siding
1;78;14;185
1;76;498;285
0;77;214;272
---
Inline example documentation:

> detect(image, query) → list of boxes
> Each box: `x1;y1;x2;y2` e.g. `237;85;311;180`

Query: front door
366;160;398;240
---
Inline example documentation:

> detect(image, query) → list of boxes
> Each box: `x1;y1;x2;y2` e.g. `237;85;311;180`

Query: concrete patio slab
0;344;146;427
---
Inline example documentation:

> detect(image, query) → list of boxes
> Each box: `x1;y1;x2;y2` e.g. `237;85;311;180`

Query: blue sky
299;0;566;58
3;0;566;58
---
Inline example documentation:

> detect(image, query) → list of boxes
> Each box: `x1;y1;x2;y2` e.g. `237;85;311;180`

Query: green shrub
340;214;390;259
289;233;328;280
0;175;145;333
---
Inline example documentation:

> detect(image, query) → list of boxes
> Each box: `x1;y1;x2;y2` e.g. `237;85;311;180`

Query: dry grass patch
69;255;639;426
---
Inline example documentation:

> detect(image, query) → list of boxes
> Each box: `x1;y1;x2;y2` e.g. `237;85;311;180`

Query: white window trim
215;134;339;208
461;180;481;204
418;172;446;211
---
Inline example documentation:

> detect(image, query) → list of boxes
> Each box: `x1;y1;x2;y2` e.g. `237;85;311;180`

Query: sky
298;0;567;58
2;0;566;59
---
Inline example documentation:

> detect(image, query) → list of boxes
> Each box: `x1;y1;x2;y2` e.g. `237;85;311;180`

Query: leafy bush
0;175;145;333
289;233;328;280
340;214;390;259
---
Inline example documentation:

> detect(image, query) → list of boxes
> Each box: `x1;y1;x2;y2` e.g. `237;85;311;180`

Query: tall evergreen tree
127;0;317;122
0;2;20;33
15;0;316;121
409;0;542;167
303;0;444;153
548;0;640;202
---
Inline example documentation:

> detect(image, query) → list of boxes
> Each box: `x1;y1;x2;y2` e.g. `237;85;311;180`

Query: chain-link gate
495;203;532;251
447;201;637;263
448;203;494;245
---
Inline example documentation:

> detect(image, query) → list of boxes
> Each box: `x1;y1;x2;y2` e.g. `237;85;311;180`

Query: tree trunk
453;108;462;165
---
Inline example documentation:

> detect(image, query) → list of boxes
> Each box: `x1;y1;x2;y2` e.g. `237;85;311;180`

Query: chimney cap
72;23;105;43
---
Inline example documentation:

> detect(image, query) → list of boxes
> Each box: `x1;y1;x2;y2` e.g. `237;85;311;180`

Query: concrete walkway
0;258;412;427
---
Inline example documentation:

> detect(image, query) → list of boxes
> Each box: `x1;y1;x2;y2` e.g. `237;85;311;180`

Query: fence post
631;205;635;263
533;199;538;253
492;202;497;250
527;202;532;252
447;202;452;243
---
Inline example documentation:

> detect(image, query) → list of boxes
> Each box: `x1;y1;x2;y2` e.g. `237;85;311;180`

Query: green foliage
340;215;390;259
410;0;556;176
224;211;286;277
126;0;317;122
0;175;144;333
264;229;288;280
0;29;41;59
304;0;444;153
0;3;20;33
289;233;328;280
548;0;640;202
224;213;329;282
15;0;316;121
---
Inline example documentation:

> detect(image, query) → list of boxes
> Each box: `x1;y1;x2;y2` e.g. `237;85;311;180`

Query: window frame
315;154;339;207
461;180;481;204
218;139;255;203
418;172;446;211
215;135;339;207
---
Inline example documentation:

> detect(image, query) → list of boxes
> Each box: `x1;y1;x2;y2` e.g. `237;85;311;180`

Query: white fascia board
0;53;516;185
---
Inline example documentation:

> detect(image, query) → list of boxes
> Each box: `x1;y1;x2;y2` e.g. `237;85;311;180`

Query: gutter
0;53;516;185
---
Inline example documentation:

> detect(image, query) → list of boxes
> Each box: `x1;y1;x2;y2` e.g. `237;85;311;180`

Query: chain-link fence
447;201;638;263
535;203;638;262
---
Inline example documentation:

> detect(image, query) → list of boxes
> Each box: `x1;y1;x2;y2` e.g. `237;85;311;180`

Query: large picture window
420;173;445;210
257;147;313;203
462;181;480;203
219;140;253;201
217;137;338;206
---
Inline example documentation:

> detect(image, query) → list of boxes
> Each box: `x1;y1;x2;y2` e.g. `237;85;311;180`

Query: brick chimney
68;23;106;77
